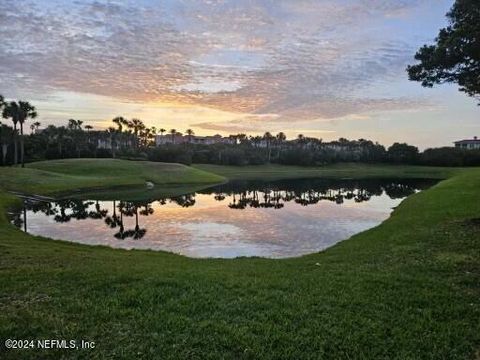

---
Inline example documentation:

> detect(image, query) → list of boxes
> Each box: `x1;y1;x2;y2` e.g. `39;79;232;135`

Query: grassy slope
194;163;462;180
0;161;479;359
0;159;224;195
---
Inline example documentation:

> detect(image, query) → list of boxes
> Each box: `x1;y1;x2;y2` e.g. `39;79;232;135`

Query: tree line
1;94;479;168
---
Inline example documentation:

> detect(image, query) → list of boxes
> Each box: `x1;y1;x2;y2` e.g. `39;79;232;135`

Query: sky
0;0;478;148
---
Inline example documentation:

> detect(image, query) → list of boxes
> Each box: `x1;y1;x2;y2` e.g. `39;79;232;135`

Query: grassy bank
195;163;462;180
0;159;224;195
0;161;479;359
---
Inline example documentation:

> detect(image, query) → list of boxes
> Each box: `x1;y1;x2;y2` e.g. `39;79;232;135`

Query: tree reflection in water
13;178;435;242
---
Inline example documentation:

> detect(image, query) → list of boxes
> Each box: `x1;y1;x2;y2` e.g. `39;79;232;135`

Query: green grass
0;160;479;359
0;159;225;195
194;163;463;180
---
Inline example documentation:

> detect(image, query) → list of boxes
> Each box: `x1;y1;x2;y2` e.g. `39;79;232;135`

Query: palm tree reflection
14;178;434;242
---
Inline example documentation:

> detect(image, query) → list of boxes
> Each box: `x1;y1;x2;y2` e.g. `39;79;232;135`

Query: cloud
0;0;436;125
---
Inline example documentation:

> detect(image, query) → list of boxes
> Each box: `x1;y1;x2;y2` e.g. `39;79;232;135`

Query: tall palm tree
84;125;93;151
17;101;37;167
276;132;287;159
158;128;166;145
0;124;13;165
263;132;274;162
130;118;145;149
170;129;177;144
186;129;194;143
276;132;286;143
297;134;305;148
2;102;19;165
67;119;85;157
112;116;128;132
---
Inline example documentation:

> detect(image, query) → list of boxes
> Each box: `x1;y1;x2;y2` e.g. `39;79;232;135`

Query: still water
12;178;436;258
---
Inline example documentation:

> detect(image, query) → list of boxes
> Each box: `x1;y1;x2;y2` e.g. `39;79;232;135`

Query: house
454;136;480;150
155;134;236;146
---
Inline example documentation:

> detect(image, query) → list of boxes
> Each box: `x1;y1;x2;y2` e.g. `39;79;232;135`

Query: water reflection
12;178;436;258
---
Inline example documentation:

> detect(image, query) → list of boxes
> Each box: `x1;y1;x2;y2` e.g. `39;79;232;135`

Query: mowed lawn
0;160;479;359
194;163;462;180
0;159;224;194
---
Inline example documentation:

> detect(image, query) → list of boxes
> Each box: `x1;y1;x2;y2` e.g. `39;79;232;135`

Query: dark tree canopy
407;0;480;102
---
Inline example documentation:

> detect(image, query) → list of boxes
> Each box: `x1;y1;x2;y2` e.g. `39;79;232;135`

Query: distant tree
139;127;155;148
68;119;83;131
67;119;86;157
3;101;37;167
0;124;13;165
263;132;274;162
32;121;41;133
407;0;480;103
55;126;69;158
387;143;419;164
276;132;286;143
159;128;166;136
2;102;19;165
112;116;128;132
250;135;263;147
170;129;177;144
129;118;145;149
236;133;248;144
18;101;38;167
186;129;195;143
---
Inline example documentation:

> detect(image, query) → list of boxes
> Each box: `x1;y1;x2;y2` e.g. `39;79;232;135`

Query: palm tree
276;132;287;158
67;119;86;157
158;128;166;145
31;121;41;134
186;129;194;143
112;116;128;132
276;132;286;143
67;119;83;131
2;102;19;165
17;101;37;167
0;124;13;165
236;133;248;144
297;133;305;147
130;118;145;149
170;129;177;144
263;132;274;162
55;126;68;158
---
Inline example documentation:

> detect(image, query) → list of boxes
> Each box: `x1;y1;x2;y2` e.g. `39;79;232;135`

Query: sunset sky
0;0;478;148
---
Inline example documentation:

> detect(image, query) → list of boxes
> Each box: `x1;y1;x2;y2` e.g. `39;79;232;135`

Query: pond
11;178;436;258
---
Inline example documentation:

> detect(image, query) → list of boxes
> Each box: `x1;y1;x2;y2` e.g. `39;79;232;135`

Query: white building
155;134;236;146
454;136;480;150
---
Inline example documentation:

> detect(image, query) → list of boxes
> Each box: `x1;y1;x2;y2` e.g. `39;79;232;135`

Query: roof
454;139;480;144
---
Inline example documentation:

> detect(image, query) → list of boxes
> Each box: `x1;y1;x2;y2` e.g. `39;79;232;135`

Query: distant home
454;136;480;150
156;133;236;146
